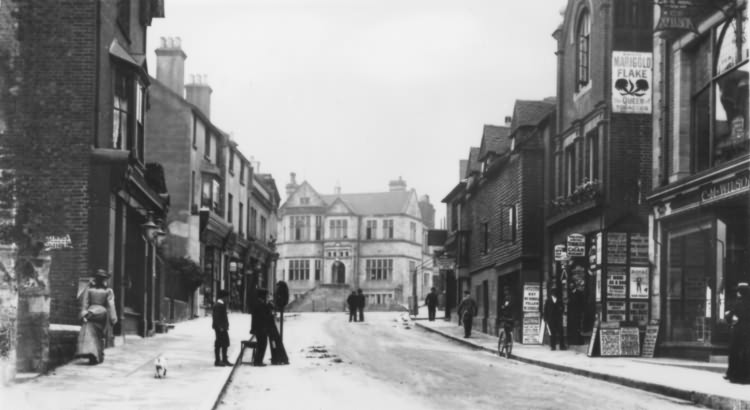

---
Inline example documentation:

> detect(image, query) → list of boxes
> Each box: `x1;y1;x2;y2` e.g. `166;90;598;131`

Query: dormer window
300;197;310;205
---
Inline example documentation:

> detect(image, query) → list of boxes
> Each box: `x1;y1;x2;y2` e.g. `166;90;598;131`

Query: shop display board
523;284;541;312
522;315;542;344
620;326;640;356
599;322;622;357
607;232;628;264
641;321;660;358
607;266;627;298
629;266;649;299
606;300;627;322
629;234;649;265
629;301;648;325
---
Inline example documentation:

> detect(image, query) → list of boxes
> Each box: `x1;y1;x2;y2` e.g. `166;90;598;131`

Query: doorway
332;261;346;284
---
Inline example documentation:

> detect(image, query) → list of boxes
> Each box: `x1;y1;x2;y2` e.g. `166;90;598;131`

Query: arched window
576;9;591;90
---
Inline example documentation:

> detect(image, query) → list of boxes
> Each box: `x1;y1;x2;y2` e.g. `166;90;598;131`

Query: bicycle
497;319;513;358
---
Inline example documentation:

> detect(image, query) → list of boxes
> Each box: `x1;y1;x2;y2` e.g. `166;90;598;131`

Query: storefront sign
641;320;660;358
700;175;750;205
629;233;649;265
607;300;627;322
654;0;700;34
523;284;541;313
522;315;542;344
607;266;627;298
567;234;585;257
630;301;649;325
629;267;649;299
607;232;628;264
620;326;641;356
435;257;455;270
612;51;653;114
554;244;566;261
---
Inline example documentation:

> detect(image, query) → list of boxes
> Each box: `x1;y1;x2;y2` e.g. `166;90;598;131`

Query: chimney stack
389;176;407;192
186;74;212;118
504;116;512;126
155;36;187;96
334;182;341;195
285;172;298;198
459;159;468;180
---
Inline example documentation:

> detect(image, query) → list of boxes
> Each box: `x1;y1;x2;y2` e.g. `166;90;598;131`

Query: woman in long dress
76;269;117;365
725;282;750;383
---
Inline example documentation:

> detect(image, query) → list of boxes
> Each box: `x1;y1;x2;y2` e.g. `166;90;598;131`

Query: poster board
607;232;628;264
641;320;660;358
606;300;627;322
599;322;622;357
629;301;648;325
523;284;541;312
629;266;649;299
522;315;542;344
629;234;649;265
620;326;640;356
607;266;627;298
567;234;586;257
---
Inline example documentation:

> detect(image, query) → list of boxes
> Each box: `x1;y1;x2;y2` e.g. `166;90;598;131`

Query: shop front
650;164;750;360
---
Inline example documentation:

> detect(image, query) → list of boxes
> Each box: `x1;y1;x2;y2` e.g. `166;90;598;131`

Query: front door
332;261;346;284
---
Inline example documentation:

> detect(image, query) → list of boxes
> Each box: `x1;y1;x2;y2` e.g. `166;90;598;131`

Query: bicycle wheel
497;329;506;356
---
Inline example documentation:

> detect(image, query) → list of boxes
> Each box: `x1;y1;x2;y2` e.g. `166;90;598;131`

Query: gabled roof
464;147;481;177
320;190;413;215
478;125;511;161
510;99;556;134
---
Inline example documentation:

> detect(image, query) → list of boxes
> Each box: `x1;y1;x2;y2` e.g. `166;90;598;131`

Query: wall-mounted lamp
141;212;166;245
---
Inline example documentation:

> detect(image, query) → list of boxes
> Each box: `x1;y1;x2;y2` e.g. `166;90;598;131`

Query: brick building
2;0;167;372
547;0;653;346
279;176;432;311
146;39;280;317
647;1;750;360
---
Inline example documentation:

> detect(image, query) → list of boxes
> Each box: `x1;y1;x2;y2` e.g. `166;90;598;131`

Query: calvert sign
612;51;652;114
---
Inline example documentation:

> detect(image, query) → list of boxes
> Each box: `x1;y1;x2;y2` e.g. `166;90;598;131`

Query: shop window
576;9;591;90
688;9;750;171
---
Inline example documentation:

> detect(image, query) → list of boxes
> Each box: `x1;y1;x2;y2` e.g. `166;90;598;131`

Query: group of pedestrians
347;289;366;322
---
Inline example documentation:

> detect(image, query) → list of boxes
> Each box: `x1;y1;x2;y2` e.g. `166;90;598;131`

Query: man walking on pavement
544;287;566;351
457;290;478;338
251;288;274;366
347;290;358;322
425;287;439;321
212;289;232;366
357;288;365;322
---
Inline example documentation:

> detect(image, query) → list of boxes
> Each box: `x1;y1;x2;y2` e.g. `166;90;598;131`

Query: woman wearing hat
725;282;750;383
76;269;117;365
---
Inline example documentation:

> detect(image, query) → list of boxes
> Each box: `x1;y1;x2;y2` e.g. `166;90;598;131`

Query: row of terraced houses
0;0;279;373
436;0;750;361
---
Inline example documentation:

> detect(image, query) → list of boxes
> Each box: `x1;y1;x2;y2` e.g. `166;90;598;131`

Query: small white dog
154;354;167;379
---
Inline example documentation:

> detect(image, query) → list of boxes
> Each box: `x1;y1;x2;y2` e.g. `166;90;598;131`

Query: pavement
0;313;252;410
411;306;750;410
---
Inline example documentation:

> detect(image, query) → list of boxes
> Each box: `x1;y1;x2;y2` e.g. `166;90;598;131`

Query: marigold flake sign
612;51;652;114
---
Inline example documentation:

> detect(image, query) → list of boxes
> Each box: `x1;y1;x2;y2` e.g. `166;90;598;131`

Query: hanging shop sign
607;266;627;298
612;51;653;114
554;244;566;261
654;0;700;33
567;234;585;257
607;232;628;264
435;257;455;270
629;233;649;265
629;267;649;299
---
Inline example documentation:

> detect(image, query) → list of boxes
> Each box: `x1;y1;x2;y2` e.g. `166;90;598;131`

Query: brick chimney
285;172;298;198
186;74;212;118
389;177;407;192
460;160;468;180
155;37;187;96
334;182;341;195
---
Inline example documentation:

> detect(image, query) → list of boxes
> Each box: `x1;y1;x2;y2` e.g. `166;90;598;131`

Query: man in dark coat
347;290;358;322
212;289;231;366
725;282;750;383
357;289;365;322
544;289;566;351
457;290;478;338
425;287;439;321
250;289;274;366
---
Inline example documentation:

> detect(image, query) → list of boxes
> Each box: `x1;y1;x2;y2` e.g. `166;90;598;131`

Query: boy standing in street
347;290;358;322
425;287;439;321
212;289;232;366
457;290;478;338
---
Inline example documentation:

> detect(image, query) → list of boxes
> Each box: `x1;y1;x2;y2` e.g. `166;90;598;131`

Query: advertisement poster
522;315;542;344
607;300;627;322
629;233;649;265
630;301;649;325
607;232;628;264
629;266;649;299
607;266;627;298
595;269;602;302
567;234;585;257
523;284;541;313
612;51;653;114
554;244;566;261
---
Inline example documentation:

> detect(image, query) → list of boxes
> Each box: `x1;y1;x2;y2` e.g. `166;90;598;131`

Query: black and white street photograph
1;0;750;409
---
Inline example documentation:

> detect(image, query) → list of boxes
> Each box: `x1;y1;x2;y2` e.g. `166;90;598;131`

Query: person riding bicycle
498;290;514;335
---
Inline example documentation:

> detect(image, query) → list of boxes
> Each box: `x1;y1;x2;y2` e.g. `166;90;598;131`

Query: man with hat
725;282;750;383
457;290;478;338
212;289;232;366
250;288;274;366
544;284;565;351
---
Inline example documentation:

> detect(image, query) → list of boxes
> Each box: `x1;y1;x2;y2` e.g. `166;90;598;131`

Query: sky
147;0;567;226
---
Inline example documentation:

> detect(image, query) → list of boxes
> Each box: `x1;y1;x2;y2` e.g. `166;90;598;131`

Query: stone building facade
278;176;432;310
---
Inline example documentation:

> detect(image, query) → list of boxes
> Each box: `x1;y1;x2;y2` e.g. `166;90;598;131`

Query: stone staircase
286;284;351;312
